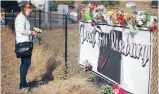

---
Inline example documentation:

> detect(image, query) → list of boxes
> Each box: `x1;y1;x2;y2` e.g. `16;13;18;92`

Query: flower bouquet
131;12;158;32
80;8;92;21
149;24;158;32
32;27;43;44
79;4;158;32
92;5;107;24
123;13;135;25
113;84;126;94
107;11;128;27
135;12;150;28
117;11;127;27
83;60;92;72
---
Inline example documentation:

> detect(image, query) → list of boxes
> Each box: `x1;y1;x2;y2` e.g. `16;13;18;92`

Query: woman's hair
21;1;33;10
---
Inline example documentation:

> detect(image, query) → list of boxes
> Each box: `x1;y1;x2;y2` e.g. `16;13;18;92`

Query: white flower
136;15;142;22
138;20;143;26
93;5;107;19
140;15;146;22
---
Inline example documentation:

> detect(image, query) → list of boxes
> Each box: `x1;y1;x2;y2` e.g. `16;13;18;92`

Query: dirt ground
1;1;158;94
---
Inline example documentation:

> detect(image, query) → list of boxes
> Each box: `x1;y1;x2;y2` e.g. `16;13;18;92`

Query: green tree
82;1;90;5
50;1;58;11
81;1;119;6
98;1;119;5
150;0;158;7
1;1;20;11
56;1;74;5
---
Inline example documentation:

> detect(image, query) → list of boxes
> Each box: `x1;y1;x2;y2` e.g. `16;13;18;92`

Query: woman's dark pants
20;56;31;89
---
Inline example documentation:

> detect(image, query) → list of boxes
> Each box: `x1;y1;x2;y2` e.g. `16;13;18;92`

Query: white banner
78;21;152;94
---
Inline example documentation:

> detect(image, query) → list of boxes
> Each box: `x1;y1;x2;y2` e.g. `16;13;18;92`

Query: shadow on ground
27;58;58;90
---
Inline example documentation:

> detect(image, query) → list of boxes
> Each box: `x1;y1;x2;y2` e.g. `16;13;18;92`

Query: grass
1;26;101;94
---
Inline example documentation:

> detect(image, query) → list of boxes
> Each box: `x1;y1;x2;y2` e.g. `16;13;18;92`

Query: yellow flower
107;9;115;16
124;14;129;20
33;27;43;33
129;20;133;24
107;11;114;16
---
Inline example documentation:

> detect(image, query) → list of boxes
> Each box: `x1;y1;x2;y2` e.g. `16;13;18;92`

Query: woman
15;2;35;89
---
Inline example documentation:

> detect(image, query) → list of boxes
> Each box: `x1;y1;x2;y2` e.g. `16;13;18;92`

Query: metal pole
63;10;64;27
39;10;41;29
5;9;7;26
65;13;68;75
45;0;49;25
34;10;36;26
49;12;51;30
69;13;70;22
12;10;14;33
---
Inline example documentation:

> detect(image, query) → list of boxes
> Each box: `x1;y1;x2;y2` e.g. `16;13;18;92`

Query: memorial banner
79;21;152;94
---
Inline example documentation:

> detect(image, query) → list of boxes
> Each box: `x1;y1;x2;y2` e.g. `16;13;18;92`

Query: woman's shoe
20;83;31;92
19;82;27;89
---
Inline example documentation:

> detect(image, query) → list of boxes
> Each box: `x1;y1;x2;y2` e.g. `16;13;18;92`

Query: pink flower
114;84;119;94
150;25;158;32
114;89;119;94
114;84;119;89
83;60;89;68
113;84;126;94
91;23;95;27
83;60;92;71
119;88;126;94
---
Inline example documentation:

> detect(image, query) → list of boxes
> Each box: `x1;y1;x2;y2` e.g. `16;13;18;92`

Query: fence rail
4;9;78;32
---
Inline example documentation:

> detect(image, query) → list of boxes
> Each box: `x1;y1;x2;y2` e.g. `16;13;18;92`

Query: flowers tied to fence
113;84;126;94
101;85;114;94
83;60;92;72
79;3;158;32
101;84;126;94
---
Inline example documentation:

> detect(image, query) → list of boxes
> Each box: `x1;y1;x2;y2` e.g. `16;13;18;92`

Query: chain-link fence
66;16;81;77
66;19;134;94
66;17;158;94
4;9;70;32
3;9;158;94
150;31;158;94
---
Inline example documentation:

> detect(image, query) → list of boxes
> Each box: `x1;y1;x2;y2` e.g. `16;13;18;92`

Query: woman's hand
31;31;36;36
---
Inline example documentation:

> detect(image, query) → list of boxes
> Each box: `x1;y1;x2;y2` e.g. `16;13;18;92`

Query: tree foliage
56;1;75;5
1;1;20;11
151;0;158;6
82;1;90;5
99;1;119;5
81;1;119;6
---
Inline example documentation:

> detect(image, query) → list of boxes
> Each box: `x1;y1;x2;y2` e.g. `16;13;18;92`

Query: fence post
63;9;64;27
12;10;14;33
34;10;36;26
64;13;68;76
39;10;41;29
5;9;7;26
69;13;70;22
49;12;51;30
